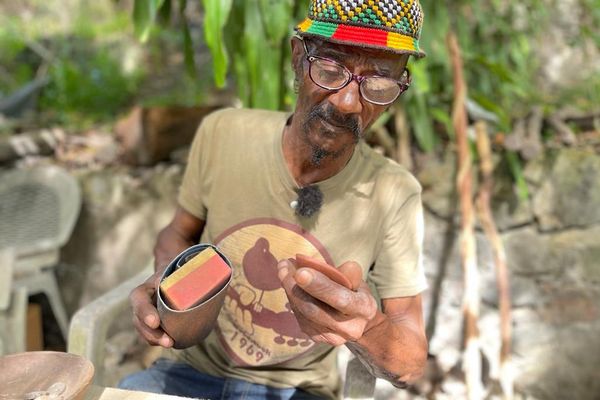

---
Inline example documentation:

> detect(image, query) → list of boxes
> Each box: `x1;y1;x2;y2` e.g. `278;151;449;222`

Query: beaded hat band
295;0;426;58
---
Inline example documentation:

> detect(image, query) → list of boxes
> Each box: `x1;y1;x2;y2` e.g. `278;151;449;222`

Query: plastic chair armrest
68;265;152;385
343;356;376;399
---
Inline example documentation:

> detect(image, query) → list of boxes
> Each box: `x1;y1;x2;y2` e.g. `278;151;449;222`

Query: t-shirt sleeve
177;114;214;220
369;190;427;299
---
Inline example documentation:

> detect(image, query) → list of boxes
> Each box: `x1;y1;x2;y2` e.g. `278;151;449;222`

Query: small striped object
160;247;231;311
296;0;425;57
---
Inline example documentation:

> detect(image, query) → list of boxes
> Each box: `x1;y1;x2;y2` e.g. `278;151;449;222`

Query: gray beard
302;105;361;167
310;144;347;166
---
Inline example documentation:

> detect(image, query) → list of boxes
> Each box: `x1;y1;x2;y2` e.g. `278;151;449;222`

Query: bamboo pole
447;31;483;400
474;121;514;400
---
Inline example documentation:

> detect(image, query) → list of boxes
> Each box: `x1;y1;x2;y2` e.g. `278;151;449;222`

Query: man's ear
400;54;410;72
290;36;304;76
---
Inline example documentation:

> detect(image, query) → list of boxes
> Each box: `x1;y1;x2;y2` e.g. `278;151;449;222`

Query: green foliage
0;25;34;97
133;0;166;42
505;150;530;199
131;0;599;151
0;27;27;63
401;1;452;152
0;2;149;126
133;0;301;109
222;0;298;109
39;47;142;125
202;0;233;88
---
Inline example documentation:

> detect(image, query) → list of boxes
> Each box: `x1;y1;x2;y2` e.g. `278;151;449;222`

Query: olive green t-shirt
174;108;427;399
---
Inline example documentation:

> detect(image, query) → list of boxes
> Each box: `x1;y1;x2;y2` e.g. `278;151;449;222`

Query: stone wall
58;164;182;316
58;147;600;399
386;148;600;400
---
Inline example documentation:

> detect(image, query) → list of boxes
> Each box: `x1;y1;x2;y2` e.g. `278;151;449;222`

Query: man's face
291;37;409;165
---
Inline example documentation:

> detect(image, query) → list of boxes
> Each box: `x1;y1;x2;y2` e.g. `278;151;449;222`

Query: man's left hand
277;258;381;346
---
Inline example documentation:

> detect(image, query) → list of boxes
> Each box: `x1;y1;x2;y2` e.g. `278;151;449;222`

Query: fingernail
296;269;313;285
277;260;289;269
160;335;173;347
144;315;156;326
278;267;288;281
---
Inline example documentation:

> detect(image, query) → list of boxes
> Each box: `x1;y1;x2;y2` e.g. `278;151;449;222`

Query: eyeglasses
300;38;411;106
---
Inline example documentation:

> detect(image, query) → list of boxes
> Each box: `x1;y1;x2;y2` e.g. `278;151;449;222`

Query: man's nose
327;80;363;115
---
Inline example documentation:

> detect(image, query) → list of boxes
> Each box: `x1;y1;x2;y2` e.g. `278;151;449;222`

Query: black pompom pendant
294;185;323;218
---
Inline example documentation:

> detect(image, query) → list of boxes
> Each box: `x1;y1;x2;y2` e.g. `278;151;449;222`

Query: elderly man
121;1;428;398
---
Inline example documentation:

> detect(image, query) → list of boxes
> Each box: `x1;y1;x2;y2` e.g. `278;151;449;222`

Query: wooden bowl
0;351;94;400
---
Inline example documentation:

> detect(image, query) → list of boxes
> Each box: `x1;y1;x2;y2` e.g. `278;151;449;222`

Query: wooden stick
447;31;483;400
372;125;397;160
475;121;514;400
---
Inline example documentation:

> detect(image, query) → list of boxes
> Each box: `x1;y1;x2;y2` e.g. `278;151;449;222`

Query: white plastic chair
0;247;27;355
68;263;376;399
0;165;81;350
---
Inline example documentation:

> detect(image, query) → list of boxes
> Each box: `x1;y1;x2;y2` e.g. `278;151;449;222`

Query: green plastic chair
0;165;81;353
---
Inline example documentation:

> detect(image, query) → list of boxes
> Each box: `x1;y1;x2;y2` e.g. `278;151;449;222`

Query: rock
537;287;599;325
485;161;534;230
58;130;119;167
115;105;223;166
504;225;600;281
417;154;457;220
425;211;600;400
503;227;567;276
426;279;463;357
439;375;467;399
0;128;66;164
513;313;600;400
57;165;182;316
533;148;600;231
536;2;600;94
580;246;600;284
482;273;543;308
511;308;555;357
418;153;534;230
522;152;556;188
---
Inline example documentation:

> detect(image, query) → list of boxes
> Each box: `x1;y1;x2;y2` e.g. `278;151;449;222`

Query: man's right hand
132;205;206;347
130;271;174;348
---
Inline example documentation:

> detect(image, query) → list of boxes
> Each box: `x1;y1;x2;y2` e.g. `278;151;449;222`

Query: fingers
294;267;376;320
130;276;159;326
278;266;347;345
132;314;173;347
288;282;368;342
129;273;173;347
292;311;347;346
278;259;375;343
278;258;370;316
338;261;363;291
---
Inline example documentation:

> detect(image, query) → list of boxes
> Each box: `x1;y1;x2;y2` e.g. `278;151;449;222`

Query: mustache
306;104;361;138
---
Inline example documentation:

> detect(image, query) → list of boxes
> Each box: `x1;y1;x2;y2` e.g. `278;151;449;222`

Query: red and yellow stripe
296;18;422;56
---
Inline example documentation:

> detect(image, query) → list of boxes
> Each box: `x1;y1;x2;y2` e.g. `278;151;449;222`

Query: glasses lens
361;77;401;105
310;58;349;90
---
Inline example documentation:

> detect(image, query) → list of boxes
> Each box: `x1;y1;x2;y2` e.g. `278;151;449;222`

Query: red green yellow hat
296;0;426;58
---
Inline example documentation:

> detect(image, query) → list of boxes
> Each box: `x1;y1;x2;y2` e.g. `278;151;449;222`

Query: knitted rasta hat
295;0;426;58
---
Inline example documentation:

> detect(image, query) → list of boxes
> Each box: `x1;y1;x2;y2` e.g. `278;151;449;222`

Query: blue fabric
118;358;325;400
